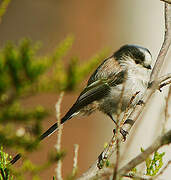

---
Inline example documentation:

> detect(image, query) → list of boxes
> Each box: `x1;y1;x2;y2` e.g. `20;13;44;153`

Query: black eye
135;60;140;64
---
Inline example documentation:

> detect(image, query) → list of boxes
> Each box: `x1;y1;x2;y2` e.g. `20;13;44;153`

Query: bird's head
114;44;152;70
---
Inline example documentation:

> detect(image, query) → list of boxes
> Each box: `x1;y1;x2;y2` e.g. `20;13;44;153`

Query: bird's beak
144;64;152;69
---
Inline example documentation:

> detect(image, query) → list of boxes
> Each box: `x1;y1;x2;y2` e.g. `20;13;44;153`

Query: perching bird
39;44;152;141
10;44;152;165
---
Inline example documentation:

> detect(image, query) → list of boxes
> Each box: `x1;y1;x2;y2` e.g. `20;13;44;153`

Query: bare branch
72;144;79;176
118;129;171;176
94;130;171;179
157;73;171;83
150;3;171;81
55;92;64;180
159;79;171;91
112;136;121;180
161;0;171;4
123;173;152;180
162;85;171;133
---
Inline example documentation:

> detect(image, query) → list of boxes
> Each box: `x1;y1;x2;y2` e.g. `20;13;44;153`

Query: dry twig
162;85;171;133
55;92;64;180
153;160;171;179
72;144;79;176
161;0;171;4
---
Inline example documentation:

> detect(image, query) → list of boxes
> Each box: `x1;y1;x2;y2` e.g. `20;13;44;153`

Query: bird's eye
135;60;140;64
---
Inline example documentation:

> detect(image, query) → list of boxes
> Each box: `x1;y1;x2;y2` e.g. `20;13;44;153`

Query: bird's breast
99;67;150;115
116;67;149;104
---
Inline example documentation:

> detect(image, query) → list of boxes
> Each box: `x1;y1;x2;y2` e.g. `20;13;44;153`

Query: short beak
144;65;152;69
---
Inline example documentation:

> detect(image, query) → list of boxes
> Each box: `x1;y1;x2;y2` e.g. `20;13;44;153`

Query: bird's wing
62;80;110;120
38;57;126;141
63;70;126;120
87;55;122;85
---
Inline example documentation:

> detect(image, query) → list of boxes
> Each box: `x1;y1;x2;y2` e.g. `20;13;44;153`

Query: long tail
39;115;70;141
10;114;72;165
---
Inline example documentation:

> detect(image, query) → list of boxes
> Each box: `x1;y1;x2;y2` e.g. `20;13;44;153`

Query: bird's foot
120;128;128;141
113;128;116;135
113;128;128;141
137;100;145;106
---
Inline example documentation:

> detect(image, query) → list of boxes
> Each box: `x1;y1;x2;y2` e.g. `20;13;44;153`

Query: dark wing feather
63;69;126;121
38;82;110;141
87;55;121;85
63;80;110;120
37;59;125;141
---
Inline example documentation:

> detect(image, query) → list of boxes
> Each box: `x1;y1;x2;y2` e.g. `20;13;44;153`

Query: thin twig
150;4;171;81
157;73;171;83
123;173;152;180
116;79;126;121
159;79;171;91
161;0;171;4
162;85;171;133
120;91;140;127
72;144;79;176
92;169;151;180
112;138;120;180
112;80;126;180
54;92;64;180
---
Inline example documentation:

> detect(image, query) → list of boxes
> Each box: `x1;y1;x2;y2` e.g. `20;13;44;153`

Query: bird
39;44;152;141
10;44;152;165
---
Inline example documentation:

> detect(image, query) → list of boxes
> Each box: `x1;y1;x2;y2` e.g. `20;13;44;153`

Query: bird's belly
99;79;147;115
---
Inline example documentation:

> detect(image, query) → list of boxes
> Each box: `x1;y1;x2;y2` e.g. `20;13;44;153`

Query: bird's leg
107;113;128;141
107;113;117;134
137;99;145;106
119;128;128;141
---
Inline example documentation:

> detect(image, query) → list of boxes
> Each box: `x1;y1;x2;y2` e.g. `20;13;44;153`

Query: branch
72;144;79;176
162;85;171;133
77;2;171;180
77;67;171;180
54;93;64;180
118;129;171;175
123;174;151;180
86;130;171;179
161;0;171;4
150;3;171;81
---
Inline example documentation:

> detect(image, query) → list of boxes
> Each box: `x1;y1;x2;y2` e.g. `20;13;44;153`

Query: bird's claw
113;128;116;135
137;100;145;105
120;128;128;141
113;128;128;141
